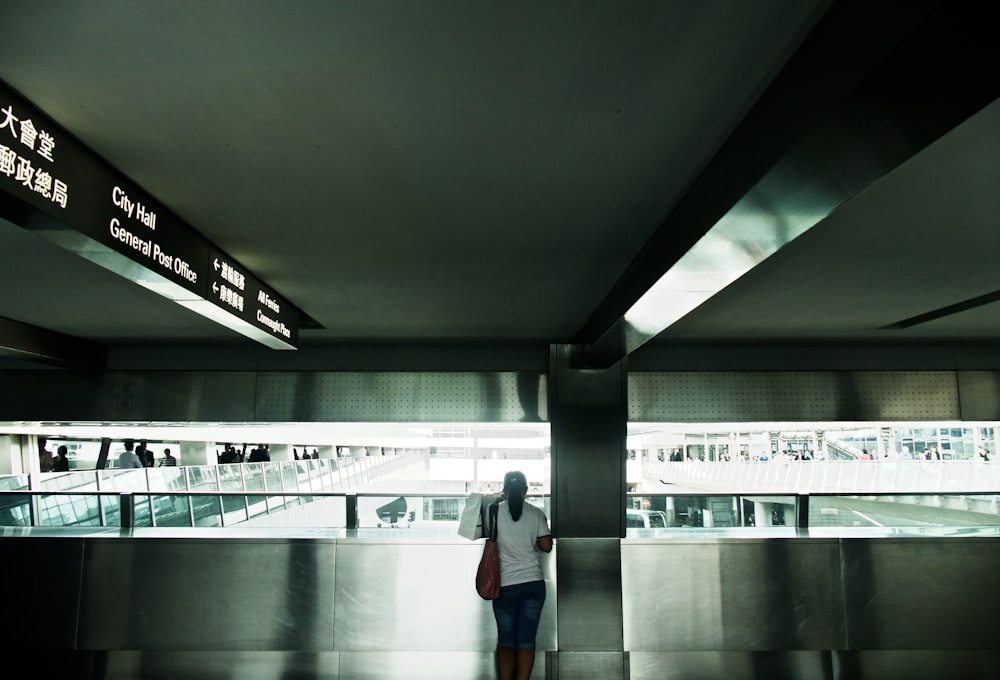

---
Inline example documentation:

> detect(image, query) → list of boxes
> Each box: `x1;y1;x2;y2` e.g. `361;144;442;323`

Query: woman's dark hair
503;470;528;521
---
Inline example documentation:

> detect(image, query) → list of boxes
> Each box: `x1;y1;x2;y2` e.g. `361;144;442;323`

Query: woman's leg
493;587;518;679
515;648;535;680
496;647;517;680
514;581;546;679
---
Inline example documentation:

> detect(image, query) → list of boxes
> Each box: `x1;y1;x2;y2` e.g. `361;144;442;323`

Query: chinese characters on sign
220;260;246;290
213;257;246;312
209;254;292;340
0;102;68;208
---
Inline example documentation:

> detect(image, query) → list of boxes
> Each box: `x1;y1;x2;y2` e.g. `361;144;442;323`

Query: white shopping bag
457;493;502;540
457;493;485;540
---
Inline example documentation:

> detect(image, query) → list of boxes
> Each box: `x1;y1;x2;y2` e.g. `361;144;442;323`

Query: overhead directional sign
0;80;298;348
208;248;295;344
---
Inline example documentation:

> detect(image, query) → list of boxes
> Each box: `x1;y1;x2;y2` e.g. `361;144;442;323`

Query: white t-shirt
494;500;550;587
117;451;142;468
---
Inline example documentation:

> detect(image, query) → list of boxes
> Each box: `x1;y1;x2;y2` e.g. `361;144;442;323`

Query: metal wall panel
0;537;85;649
629;371;961;422
6;367;997;425
841;538;1000;650
0;369;547;423
255;372;547;422
628;650;1000;680
556;538;624;653
832;650;1000;680
106;343;551;373
629;651;837;680
629;343;1000;373
96;650;342;680
332;541;556;652
337;651;542;680
622;539;844;652
719;539;844;650
957;371;1000;421
0;370;258;422
11;533;1000;679
26;648;1000;679
77;539;337;650
555;651;626;680
77;650;549;679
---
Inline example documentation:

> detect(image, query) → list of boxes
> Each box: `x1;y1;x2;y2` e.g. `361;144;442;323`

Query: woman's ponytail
503;470;528;521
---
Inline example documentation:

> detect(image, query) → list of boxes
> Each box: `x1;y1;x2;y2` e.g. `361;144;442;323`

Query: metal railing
627;491;1000;532
0;489;553;533
0;453;429;528
4;482;999;535
643;458;1000;493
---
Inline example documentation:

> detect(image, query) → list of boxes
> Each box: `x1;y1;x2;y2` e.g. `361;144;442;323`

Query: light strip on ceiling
623;177;831;353
40;224;297;350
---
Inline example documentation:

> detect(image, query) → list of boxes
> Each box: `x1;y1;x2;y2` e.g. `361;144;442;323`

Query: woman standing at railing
492;470;552;680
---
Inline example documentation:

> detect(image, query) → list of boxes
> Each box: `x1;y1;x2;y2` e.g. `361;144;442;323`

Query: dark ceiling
0;1;998;371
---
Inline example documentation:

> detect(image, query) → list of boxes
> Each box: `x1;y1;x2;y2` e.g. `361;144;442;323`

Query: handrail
5;489;992;498
626;489;1000;532
643;458;1000;494
5;486;999;533
625;490;1000;498
0;487;548;530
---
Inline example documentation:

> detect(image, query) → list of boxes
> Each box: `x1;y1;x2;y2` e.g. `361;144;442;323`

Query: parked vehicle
626;509;667;529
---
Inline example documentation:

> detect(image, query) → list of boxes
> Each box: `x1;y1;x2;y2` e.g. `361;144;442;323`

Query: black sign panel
208;248;297;344
0;80;298;347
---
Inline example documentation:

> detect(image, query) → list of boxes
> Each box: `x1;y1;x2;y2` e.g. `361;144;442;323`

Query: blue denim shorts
492;579;546;649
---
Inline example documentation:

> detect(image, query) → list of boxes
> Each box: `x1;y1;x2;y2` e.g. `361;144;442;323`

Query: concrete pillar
755;500;773;526
884;426;896;459
551;345;626;537
0;435;16;475
781;503;795;526
25;435;42;477
269;444;292;462
550;345;626;674
816;430;828;460
180;441;214;467
664;496;676;526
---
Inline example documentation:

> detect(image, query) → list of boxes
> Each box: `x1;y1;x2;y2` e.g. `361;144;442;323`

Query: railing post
240;461;249;517
346;493;358;530
261;463;272;516
795;494;809;529
120;492;134;529
185;467;195;528
216;467;226;527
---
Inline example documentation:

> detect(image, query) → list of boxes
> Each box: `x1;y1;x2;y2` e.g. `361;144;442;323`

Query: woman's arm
536;535;553;553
